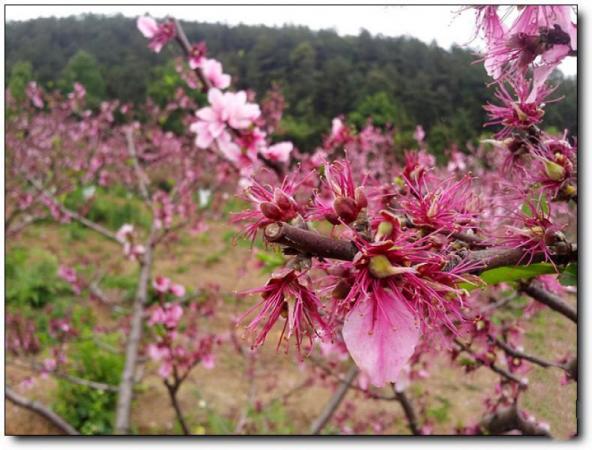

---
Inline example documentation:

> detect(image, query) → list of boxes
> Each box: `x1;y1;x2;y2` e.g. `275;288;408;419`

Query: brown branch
114;225;157;434
454;339;527;387
164;379;190;435
24;174;123;244
264;222;358;261
6;386;80;435
262;222;576;275
494;338;561;370
521;281;577;323
125;128;151;203
392;386;420;435
309;365;359;435
479;404;551;436
9;360;118;393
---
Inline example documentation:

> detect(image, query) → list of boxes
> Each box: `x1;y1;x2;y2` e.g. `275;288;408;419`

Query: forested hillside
6;14;577;150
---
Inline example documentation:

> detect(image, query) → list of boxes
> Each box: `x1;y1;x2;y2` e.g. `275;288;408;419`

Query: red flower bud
259;202;283;220
333;196;359;223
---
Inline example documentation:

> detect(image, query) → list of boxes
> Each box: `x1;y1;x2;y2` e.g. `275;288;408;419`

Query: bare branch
24;174;123;244
264;222;358;261
494;338;562;370
479;404;551;436
125;128;151;203
392;386;420;435
114;226;157;434
309;365;358;435
6;386;80;435
521;281;577;323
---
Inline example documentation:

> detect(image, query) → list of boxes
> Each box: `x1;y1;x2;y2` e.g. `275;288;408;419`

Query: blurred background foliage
6;14;577;154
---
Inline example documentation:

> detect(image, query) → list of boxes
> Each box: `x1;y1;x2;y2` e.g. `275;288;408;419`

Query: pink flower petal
343;287;420;387
137;16;158;38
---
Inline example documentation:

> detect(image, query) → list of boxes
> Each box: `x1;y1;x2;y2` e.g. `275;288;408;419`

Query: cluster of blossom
136;15;295;185
146;282;218;381
231;7;577;414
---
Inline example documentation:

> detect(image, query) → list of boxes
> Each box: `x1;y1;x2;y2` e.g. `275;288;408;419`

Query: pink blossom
153;276;172;294
170;283;186;298
188;42;207;69
199;58;231;89
201;353;215;369
239;268;331;356
149;302;184;328
260;142;293;163
116;223;134;242
136;16;176;53
26;82;44;108
413;125;425;144
191;88;260;151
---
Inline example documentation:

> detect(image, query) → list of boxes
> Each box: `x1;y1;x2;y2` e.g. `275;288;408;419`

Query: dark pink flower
188;42;207;69
402;175;479;233
137;16;176;53
239;268;331;357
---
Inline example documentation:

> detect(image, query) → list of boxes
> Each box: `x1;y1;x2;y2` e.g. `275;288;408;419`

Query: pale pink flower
260;142;293;163
201;353;215;369
170;283;186;298
199;58;231;89
413;125;426;144
153;276;172;294
191;88;260;150
116;223;134;242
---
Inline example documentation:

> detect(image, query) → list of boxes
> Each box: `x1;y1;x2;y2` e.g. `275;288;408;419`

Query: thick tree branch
309;365;358;435
521;281;577;323
6;386;80;435
263;222;576;274
114;226;157;434
265;222;358;261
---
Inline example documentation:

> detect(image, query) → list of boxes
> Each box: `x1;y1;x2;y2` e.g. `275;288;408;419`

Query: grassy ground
5;220;577;436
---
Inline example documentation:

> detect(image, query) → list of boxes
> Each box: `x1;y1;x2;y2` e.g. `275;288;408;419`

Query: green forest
6;14;577;152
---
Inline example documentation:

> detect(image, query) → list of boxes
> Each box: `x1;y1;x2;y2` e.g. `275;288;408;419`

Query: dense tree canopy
6;14;577;151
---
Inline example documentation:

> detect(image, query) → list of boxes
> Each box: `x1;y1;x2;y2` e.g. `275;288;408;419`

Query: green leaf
559;263;577;286
459;263;555;291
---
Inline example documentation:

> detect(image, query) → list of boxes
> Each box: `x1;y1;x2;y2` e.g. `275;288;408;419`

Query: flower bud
544;159;566;181
333;196;359;223
259;202;283;220
273;188;295;211
355;187;367;209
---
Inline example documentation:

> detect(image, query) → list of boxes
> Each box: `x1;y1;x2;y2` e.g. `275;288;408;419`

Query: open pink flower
260;142;293;163
199;58;231;89
149;302;183;329
191;88;260;150
153;276;172;294
137;16;176;53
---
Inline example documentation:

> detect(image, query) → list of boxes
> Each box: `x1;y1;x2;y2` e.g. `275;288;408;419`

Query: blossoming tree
5;5;577;436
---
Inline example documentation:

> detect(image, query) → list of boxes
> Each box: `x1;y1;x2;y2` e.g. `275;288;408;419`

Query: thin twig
24;174;123;244
309;365;359;435
6;386;80;435
392;385;420;435
125;128;151;203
